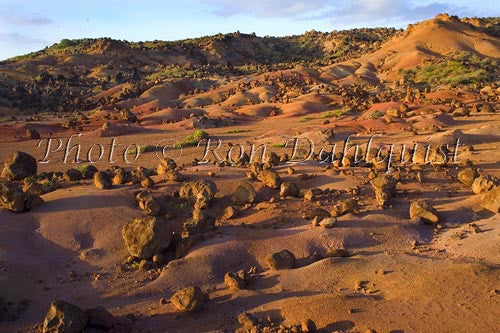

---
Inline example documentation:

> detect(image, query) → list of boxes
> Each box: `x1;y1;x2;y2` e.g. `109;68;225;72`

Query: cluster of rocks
458;168;499;213
237;312;317;333
42;300;113;333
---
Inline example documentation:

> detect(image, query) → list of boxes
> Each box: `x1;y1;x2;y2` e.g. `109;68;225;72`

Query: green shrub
181;130;209;146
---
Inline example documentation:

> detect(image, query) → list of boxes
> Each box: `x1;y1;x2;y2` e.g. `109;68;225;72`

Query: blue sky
0;0;498;60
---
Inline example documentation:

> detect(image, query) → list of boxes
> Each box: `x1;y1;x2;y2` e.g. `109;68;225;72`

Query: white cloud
203;0;466;26
203;0;332;18
0;32;48;44
6;15;53;25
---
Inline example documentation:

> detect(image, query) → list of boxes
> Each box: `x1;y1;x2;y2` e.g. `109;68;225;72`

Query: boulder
135;191;162;216
409;200;439;224
184;209;215;235
224;270;247;290
122;216;173;259
170;286;206;312
93;171;112;190
1;151;37;181
264;151;280;166
0;182;43;213
141;176;155;188
472;175;498;194
164;169;184;182
279;182;300;197
112;168;131;185
179;180;217;209
157;158;177;175
267;249;295;270
85;306;113;330
80;165;98;179
63;169;82;182
370;174;397;206
231;182;256;205
257;169;282;189
304;188;322;201
42;300;88;333
480;186;500;213
331;199;360;217
457;168;478;187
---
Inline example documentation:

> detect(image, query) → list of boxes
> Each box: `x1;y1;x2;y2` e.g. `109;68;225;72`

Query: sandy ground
0;105;499;332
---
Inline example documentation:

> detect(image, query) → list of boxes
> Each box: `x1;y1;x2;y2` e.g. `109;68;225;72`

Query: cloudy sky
0;0;498;60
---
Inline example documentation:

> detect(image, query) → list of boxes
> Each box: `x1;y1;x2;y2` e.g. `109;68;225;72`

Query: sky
0;0;498;60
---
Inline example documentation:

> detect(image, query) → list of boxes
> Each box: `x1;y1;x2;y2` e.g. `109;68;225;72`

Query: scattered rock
472;175;498;194
157;158;177;175
184;209;215;235
64;168;82;182
1;151;37;181
319;217;337;228
224;270;247;289
42;300;88;333
122;216;173;259
135;190;162;216
409;200;439;224
86;306;113;330
457;168;478;187
141;176;155;188
93;171;112;189
164;169;184;182
279;182;300;197
179;180;217;209
267;249;295;270
170;286;206;312
331;199;360;217
80;165;98;179
231;181;256;205
370;174;397;206
480;186;500;213
257;169;282;189
0;181;43;213
304;188;322;201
